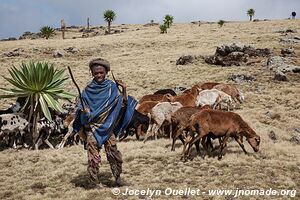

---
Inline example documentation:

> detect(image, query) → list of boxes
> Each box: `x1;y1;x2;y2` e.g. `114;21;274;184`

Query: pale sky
0;0;298;39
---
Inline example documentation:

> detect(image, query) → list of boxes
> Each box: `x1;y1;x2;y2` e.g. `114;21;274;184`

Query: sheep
34;116;65;150
195;89;234;110
183;109;260;160
0;113;29;148
144;102;183;143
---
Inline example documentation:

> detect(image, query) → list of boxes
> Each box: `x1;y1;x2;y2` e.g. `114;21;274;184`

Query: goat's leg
171;127;184;151
235;136;248;154
57;126;73;149
143;123;153;143
218;136;229;160
136;124;142;140
44;138;54;149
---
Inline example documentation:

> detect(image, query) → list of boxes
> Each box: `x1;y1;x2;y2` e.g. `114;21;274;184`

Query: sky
0;0;299;39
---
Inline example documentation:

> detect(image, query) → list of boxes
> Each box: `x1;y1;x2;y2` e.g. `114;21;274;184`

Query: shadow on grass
71;171;118;190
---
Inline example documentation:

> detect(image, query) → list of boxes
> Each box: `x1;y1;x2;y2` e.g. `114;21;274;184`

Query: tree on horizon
247;8;255;21
103;10;116;34
164;14;174;28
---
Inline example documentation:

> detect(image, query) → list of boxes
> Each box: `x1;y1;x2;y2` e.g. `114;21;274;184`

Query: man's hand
81;108;90;113
116;79;126;89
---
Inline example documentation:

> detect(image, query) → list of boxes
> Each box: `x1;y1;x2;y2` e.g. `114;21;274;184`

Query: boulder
176;55;195;65
53;50;64;58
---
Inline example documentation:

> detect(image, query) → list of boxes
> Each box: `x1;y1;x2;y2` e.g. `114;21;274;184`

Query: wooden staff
67;66;85;110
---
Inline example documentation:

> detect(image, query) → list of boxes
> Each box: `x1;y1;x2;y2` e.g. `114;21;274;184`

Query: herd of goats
0;81;261;160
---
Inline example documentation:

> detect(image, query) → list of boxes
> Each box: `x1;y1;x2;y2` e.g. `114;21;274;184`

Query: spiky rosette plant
159;24;168;34
40;26;55;39
0;61;74;146
218;20;225;27
164;14;174;28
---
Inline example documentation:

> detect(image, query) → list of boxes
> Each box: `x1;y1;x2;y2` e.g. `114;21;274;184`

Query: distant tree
218;20;225;27
103;10;116;34
291;11;296;19
247;8;255;21
87;17;90;30
150;19;154;25
61;19;66;39
164;14;174;28
159;24;168;34
40;26;55;39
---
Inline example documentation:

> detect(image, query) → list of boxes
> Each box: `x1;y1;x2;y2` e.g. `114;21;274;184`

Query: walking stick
67;66;85;110
111;70;122;93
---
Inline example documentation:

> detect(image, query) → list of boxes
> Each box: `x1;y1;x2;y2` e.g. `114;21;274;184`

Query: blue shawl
73;79;137;148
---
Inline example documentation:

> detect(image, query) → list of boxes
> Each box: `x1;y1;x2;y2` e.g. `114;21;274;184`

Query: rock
176;55;195;65
295;128;300;133
265;111;281;119
266;56;300;74
2;51;20;57
53;50;64;58
268;131;277;141
1;37;17;41
281;47;295;57
289;134;300;145
19;31;41;40
228;74;255;83
205;43;271;66
144;23;159;27
276;28;297;33
274;70;288;81
65;47;78;54
280;38;300;44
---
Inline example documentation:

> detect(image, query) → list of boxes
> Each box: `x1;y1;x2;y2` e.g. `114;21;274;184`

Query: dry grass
0;19;299;200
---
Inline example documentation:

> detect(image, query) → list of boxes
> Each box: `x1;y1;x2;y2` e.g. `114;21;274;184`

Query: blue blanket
73;79;137;148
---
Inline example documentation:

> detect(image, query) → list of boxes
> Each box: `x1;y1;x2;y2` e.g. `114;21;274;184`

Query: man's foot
87;179;104;189
115;176;122;187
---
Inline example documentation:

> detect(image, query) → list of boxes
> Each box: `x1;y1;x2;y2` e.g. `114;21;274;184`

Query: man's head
89;58;110;83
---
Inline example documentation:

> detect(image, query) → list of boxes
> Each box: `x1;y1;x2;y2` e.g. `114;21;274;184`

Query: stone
176;55;195;65
274;71;288;81
53;50;64;58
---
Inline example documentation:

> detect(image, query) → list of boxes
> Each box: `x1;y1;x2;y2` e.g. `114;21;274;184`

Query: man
73;58;137;187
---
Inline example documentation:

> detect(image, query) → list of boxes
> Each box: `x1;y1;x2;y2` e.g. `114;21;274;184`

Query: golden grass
0;19;299;199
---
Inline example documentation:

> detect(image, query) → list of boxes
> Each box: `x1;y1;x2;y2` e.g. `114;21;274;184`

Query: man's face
91;65;107;83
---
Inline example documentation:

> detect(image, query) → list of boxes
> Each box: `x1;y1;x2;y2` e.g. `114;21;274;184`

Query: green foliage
40;26;55;39
164;14;174;28
159;24;168;34
103;10;116;34
0;61;74;121
247;8;255;21
218;20;225;27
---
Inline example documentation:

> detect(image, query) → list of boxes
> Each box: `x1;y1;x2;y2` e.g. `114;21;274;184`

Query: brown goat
139;94;168;104
184;109;260;160
197;82;220;90
213;84;244;104
171;105;211;152
135;101;159;138
166;85;201;107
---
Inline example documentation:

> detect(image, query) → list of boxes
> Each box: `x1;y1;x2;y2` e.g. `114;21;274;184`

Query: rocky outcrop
205;43;271;66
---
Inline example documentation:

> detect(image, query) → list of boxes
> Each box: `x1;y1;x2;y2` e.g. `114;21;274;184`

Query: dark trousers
87;132;123;183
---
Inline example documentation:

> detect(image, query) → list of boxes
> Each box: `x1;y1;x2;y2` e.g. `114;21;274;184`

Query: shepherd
72;58;137;187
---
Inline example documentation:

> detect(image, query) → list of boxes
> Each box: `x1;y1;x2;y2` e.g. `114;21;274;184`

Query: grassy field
0;19;299;199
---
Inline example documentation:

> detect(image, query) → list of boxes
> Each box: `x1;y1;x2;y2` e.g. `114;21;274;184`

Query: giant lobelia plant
0;61;74;147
